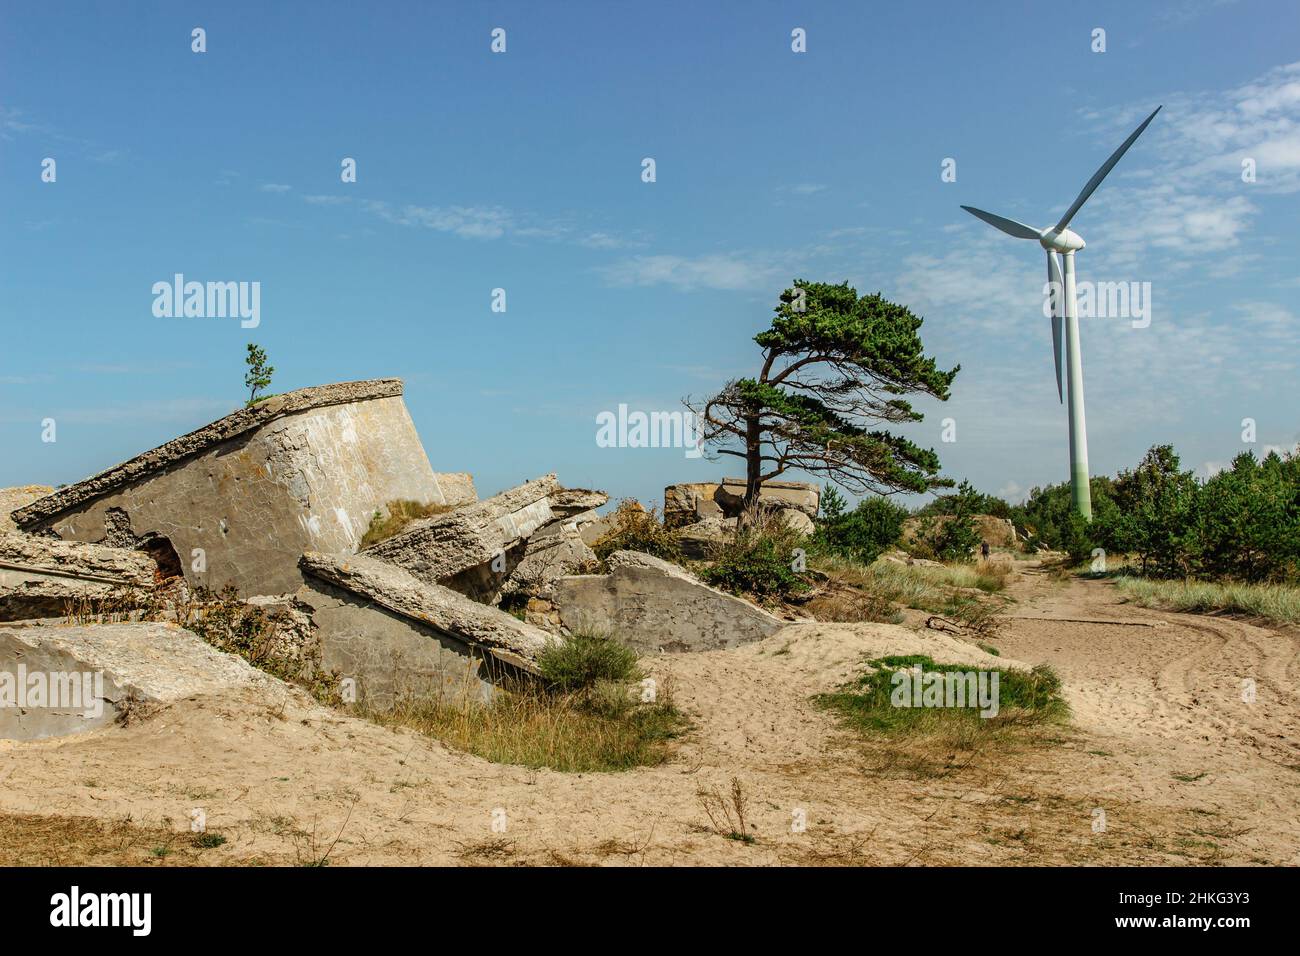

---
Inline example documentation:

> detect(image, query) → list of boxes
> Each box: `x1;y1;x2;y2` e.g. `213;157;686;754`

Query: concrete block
0;531;159;622
12;380;446;596
362;474;558;586
554;549;784;654
0;622;268;740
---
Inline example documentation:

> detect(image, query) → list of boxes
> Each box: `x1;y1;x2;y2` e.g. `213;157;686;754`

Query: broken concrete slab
549;487;608;518
503;527;597;600
715;478;820;518
665;478;820;528
663;482;725;529
774;507;815;536
0;622;270;740
1;486;53;532
12;379;457;596
362;474;558;590
298;552;553;707
0;532;160;622
674;516;735;560
554;549;784;654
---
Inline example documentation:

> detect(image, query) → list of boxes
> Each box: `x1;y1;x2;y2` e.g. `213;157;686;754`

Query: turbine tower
961;106;1161;520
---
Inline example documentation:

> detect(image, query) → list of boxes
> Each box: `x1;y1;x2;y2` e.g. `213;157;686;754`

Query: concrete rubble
0;531;161;622
3;373;834;721
297;551;553;706
11;380;471;595
666;477;819;540
362;474;560;601
0;622;271;740
554;549;784;654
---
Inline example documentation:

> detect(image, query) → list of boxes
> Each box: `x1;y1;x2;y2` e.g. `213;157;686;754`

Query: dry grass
803;583;902;623
359;678;687;773
695;777;756;844
0;813;254;866
359;499;455;549
1115;575;1300;625
811;553;1011;617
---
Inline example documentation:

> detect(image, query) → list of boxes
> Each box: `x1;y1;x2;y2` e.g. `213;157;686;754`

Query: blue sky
2;0;1297;509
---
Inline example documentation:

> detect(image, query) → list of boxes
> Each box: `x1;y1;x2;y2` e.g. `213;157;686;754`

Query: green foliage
689;280;958;507
244;343;274;406
699;522;811;602
913;480;983;562
1015;444;1300;583
1193;450;1300;581
814;655;1069;735
591;501;682;564
814;488;908;564
181;585;341;704
538;629;641;692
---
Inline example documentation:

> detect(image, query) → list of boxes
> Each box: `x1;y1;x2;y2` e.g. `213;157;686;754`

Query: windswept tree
687;281;958;513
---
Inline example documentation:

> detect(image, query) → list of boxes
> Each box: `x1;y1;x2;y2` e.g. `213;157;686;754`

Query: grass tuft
359;499;455;548
1114;575;1300;625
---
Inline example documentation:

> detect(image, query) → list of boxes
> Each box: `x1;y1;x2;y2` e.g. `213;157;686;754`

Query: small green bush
538;629;640;692
814;491;908;564
592;501;682;564
815;654;1068;735
699;522;811;602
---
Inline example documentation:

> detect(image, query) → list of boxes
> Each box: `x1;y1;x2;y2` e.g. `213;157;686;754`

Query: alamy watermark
152;274;261;328
596;404;702;458
1043;279;1152;329
891;662;1000;718
1;665;104;719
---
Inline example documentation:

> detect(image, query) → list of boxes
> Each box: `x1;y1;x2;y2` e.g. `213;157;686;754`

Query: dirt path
1;566;1296;866
992;567;1300;864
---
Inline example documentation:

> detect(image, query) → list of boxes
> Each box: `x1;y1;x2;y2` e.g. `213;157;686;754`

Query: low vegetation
178;585;343;704
815;655;1068;776
361;630;688;773
698;517;811;604
591;500;682;565
813;553;1008;611
1115;575;1300;626
359;499;454;549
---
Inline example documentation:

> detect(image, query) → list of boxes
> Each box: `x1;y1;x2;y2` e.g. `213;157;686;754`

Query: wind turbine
961;105;1161;521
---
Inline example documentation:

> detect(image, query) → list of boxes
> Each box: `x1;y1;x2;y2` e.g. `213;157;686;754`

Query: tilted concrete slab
362;474;558;589
11;379;466;596
0;532;160;622
0;622;270;740
549;487;609;517
300;550;552;672
554;549;784;654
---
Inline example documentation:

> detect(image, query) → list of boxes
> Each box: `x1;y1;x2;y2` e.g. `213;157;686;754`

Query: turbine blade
1048;251;1064;404
960;205;1042;240
1055;106;1162;231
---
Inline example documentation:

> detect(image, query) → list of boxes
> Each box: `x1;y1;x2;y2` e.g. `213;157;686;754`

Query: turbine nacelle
1039;228;1085;253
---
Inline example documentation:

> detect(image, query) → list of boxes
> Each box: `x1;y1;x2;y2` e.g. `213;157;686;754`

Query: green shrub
592;500;683;564
538;629;640;692
699;522;811;602
814;490;908;564
815;654;1068;735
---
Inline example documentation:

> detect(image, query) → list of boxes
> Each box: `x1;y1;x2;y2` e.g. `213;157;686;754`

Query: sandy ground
1;566;1296;866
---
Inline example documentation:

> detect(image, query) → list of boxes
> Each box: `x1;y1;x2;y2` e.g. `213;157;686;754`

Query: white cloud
599;253;780;292
260;183;292;193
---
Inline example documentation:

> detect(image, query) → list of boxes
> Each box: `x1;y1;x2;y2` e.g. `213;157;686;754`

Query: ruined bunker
11;380;474;596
